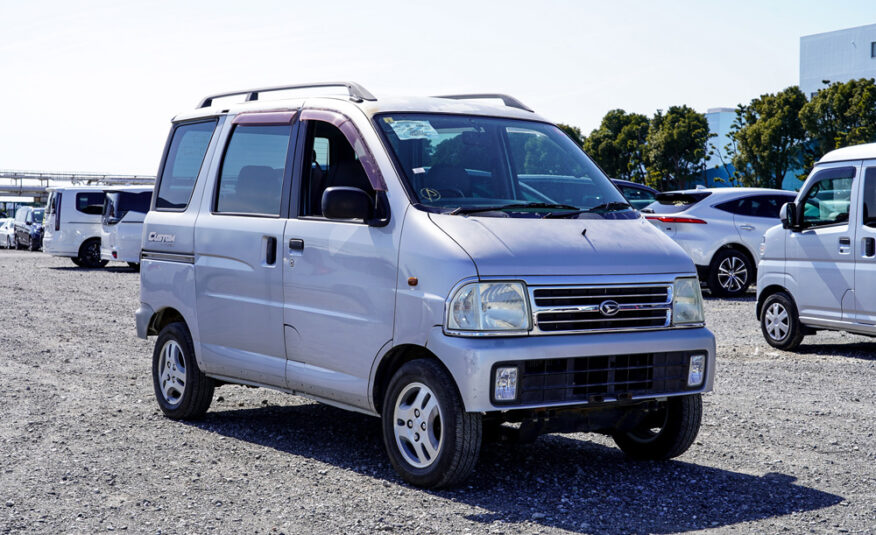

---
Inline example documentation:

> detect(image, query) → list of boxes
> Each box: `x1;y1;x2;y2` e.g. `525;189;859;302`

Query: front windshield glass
32;209;44;224
376;114;631;218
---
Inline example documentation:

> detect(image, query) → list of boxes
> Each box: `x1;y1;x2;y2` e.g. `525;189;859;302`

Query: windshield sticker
388;120;440;140
412;167;426;174
419;188;441;202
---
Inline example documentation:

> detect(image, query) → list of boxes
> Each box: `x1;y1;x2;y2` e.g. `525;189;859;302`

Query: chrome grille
530;284;672;334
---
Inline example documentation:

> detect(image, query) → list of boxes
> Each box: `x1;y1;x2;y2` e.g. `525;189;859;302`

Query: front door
194;116;295;387
282;116;397;408
787;163;859;323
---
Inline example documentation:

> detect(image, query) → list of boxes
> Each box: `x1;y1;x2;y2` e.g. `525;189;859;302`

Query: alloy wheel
158;340;187;405
392;382;443;468
717;256;748;292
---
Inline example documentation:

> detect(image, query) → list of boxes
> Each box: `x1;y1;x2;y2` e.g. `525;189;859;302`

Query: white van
100;186;153;269
757;142;876;350
44;186;108;267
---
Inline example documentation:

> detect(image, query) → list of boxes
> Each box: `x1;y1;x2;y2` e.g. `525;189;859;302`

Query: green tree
728;86;807;189
581;109;650;182
556;123;585;147
645;106;711;190
800;78;876;172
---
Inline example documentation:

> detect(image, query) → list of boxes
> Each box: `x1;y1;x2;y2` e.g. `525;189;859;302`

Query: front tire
612;394;702;460
760;291;805;351
707;249;753;297
152;322;214;420
381;359;481;488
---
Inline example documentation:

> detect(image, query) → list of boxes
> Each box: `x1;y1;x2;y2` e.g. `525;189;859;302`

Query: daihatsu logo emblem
599;300;620;316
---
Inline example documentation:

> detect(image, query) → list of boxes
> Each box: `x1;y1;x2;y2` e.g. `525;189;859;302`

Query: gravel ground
1;249;874;535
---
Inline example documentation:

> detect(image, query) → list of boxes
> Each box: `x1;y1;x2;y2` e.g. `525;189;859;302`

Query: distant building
703;107;737;187
800;23;876;98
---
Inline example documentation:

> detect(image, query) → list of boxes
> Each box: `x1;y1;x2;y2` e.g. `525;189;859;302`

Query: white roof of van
819;142;876;163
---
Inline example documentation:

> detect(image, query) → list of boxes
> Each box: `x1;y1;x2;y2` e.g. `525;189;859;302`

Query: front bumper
426;326;716;412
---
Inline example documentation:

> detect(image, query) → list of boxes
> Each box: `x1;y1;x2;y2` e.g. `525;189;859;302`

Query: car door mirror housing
780;202;798;231
322;187;373;221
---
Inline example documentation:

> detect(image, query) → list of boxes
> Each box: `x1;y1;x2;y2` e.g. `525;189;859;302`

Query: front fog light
494;367;518;401
687;354;705;386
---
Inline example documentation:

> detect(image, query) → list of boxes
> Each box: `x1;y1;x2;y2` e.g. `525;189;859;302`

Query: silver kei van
758;142;876;350
136;82;716;488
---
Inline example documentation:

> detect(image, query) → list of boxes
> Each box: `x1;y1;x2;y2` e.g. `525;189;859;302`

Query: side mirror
322;187;373;221
780;202;798;230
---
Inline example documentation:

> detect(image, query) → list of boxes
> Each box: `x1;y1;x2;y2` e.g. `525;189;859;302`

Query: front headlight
672;277;705;325
447;282;531;333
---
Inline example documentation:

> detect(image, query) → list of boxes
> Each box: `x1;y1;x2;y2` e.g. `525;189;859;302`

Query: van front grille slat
530;285;672;334
494;352;699;405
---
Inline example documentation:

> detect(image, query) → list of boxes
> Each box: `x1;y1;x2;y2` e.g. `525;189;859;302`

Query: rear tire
707;249;753;297
71;257;83;267
612;394;702;460
760;291;805;351
381;359;481;488
77;238;107;268
152;322;214;420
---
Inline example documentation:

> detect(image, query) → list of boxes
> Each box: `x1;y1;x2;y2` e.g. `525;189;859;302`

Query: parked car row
43;185;152;268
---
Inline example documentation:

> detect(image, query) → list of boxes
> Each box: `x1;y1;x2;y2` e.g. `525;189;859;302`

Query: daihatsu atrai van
44;185;109;267
136;82;716;488
100;186;153;269
758;142;876;350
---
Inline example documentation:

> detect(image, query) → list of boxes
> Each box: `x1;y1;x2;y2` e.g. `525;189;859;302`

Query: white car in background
100;186;153;269
642;187;796;297
0;218;14;248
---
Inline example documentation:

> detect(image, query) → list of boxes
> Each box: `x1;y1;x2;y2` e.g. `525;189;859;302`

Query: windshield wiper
448;202;580;215
542;201;632;219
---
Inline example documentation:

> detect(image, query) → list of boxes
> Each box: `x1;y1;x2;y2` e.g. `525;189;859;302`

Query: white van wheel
77;239;108;268
381;359;481;488
760;292;805;351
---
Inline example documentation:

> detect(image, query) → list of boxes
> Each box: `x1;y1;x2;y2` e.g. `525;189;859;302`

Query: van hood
428;213;694;277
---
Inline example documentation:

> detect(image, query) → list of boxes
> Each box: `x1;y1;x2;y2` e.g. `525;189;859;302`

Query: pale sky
1;0;873;175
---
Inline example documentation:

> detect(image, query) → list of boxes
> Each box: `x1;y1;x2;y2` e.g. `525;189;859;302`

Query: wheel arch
756;284;791;320
371;344;458;415
148;306;188;337
713;242;757;272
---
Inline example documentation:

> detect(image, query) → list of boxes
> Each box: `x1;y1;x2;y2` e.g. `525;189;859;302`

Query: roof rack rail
198;81;377;108
434;93;534;113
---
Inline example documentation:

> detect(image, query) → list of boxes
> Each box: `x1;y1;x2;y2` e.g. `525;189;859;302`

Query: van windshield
32;209;44;223
376;114;632;218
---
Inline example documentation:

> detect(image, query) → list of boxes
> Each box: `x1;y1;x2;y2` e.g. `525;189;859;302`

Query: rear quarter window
76;192;106;215
155;120;218;211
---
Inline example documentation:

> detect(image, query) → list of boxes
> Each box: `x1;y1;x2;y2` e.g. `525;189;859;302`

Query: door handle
289;238;304;250
838;236;851;254
265;236;277;265
739;224;755;231
864;237;875;257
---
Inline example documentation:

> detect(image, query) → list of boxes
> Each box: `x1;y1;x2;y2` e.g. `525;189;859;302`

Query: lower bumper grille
494;351;700;405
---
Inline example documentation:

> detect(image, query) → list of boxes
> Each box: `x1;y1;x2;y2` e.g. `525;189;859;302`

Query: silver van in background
758;142;876;350
100;186;153;269
136;82;716;488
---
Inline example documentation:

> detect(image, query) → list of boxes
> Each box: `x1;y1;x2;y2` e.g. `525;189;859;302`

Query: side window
757;195;795;219
715;198;748;215
862;167;876;227
156;120;217;210
76;192;106;215
300;121;374;217
215;125;291;216
800;167;856;227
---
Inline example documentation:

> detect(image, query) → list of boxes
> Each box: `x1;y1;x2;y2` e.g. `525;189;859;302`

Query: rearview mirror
780;202;798;230
322;187;373;221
